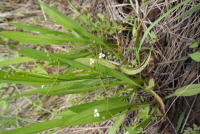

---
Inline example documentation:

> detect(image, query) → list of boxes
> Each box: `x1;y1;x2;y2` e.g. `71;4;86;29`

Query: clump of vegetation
183;124;200;134
0;0;199;133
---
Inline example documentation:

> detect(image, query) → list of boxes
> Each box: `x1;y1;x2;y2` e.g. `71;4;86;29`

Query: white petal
99;53;105;59
90;59;94;65
94;109;98;112
99;54;102;58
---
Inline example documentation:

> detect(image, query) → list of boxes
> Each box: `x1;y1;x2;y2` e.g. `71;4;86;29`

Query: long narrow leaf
7;23;70;36
62;97;132;127
0;57;35;67
109;114;126;134
49;81;127;95
18;47;96;72
75;58;118;70
62;97;153;128
1;79;125;100
1;118;66;134
94;64;143;88
0;71;56;86
1;97;148;134
0;70;100;86
176;108;187;132
40;2;101;43
176;3;200;20
0;31;89;45
4;97;154;134
166;84;200;98
120;51;151;75
40;2;121;59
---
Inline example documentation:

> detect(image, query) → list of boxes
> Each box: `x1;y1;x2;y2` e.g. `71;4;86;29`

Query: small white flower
94;109;100;117
41;85;45;88
90;58;94;65
94;112;99;117
99;53;105;59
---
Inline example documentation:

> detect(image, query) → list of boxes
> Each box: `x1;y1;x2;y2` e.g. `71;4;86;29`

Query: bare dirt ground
0;0;200;133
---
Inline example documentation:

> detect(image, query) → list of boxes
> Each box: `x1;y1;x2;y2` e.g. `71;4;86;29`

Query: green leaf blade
120;51;151;75
176;3;200;20
40;3;85;36
0;57;35;67
7;23;70;36
0;31;86;45
95;64;143;88
1;118;66;134
189;52;200;62
167;84;200;98
40;2;120;59
0;71;56;86
62;97;133;128
109;114;126;134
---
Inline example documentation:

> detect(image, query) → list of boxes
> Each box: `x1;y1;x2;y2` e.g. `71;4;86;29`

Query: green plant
0;2;151;133
183;124;200;134
79;13;119;37
0;0;199;133
188;38;200;62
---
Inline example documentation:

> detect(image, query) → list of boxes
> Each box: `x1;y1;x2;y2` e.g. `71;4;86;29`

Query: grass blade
166;84;200;98
0;31;88;45
120;51;151;75
109;114;126;134
40;2;101;42
0;71;56;86
176;3;200;20
1;118;66;134
176;108;187;132
18;47;96;72
40;2;121;59
7;22;70;36
95;64;143;88
62;97;133;127
0;57;35;67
